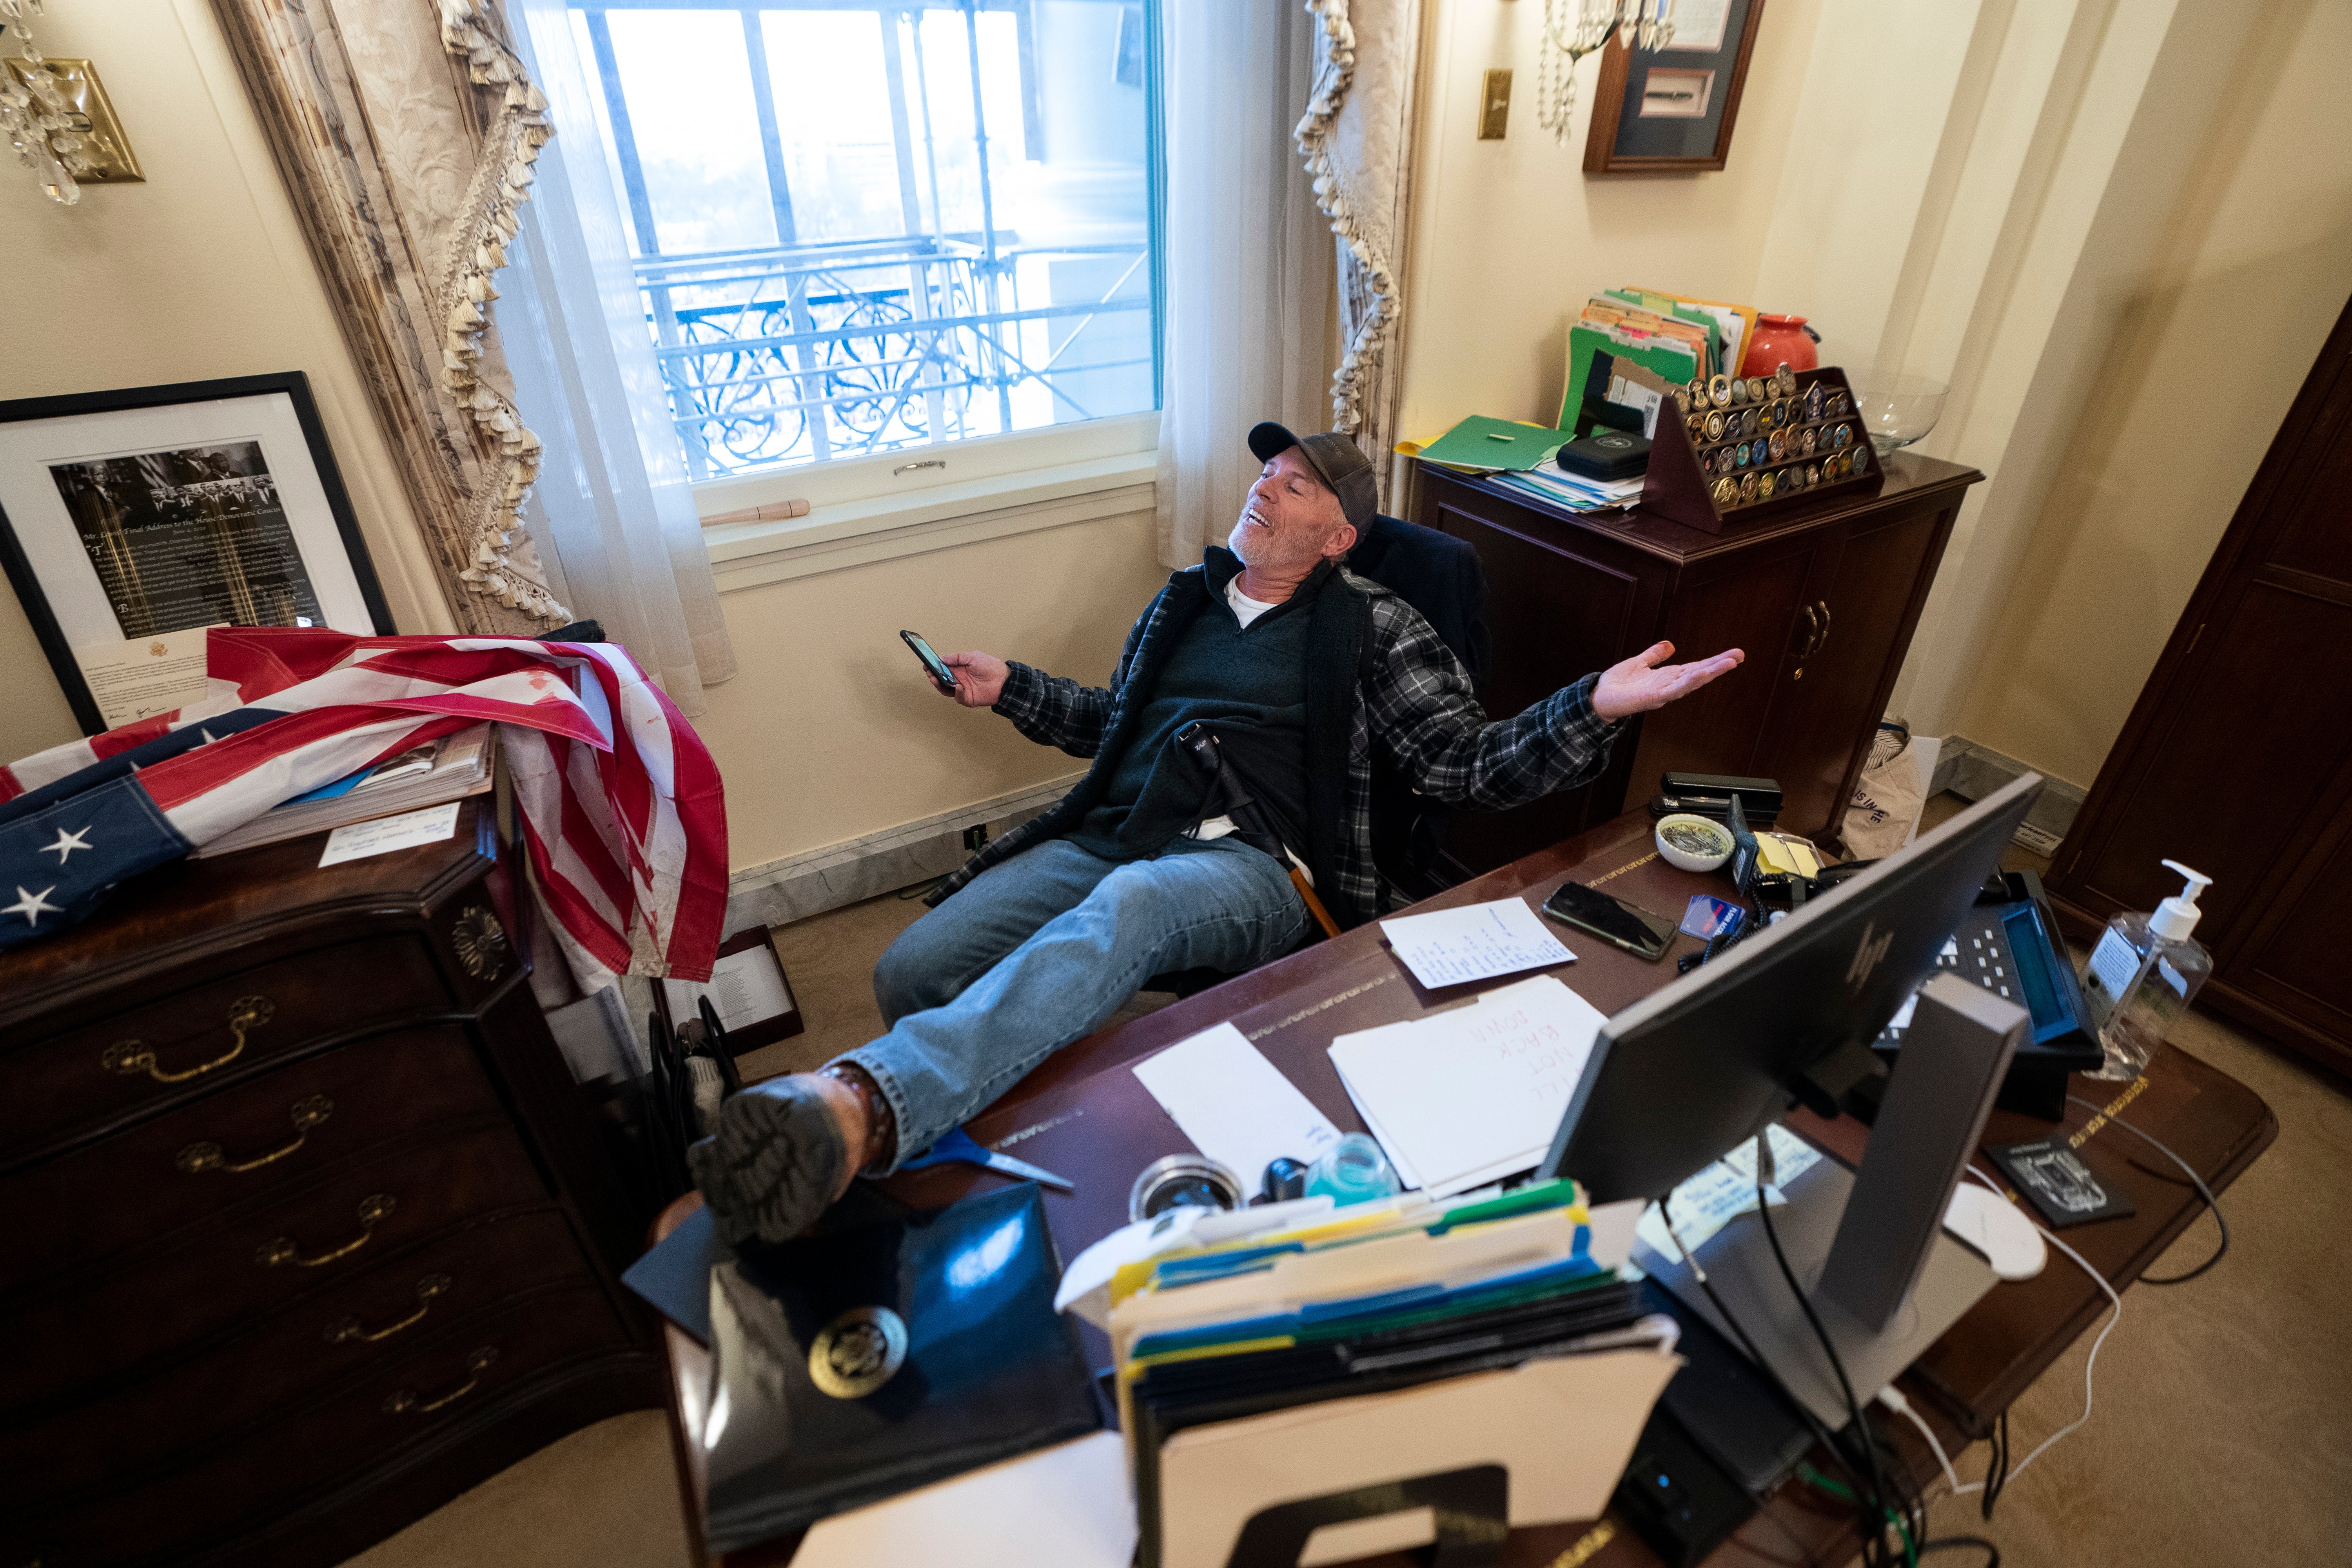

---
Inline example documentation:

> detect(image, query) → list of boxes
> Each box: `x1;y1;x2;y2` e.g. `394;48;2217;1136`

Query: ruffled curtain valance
211;0;568;631
1298;0;1425;508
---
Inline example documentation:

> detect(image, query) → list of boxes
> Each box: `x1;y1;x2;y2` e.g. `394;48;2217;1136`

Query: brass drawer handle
104;996;276;1084
178;1095;334;1174
383;1346;498;1414
327;1273;452;1345
256;1194;395;1268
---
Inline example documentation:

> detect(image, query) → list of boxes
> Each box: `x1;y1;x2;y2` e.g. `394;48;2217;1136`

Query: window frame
568;0;1165;522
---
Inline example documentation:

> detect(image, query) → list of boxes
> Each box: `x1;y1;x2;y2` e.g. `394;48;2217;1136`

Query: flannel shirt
927;563;1623;927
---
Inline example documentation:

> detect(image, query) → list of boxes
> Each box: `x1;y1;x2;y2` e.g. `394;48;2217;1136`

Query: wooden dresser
1412;452;1984;874
0;798;664;1568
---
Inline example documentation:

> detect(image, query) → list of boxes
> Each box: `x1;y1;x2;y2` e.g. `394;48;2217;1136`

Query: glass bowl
1847;371;1949;459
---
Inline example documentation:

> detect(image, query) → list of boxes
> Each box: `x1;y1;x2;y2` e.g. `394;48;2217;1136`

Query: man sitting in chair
691;422;1743;1244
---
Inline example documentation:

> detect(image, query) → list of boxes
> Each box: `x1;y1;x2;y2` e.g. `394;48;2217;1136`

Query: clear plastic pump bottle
2080;859;2213;1080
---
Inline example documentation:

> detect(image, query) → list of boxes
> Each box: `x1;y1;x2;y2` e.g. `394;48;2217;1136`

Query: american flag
0;628;726;992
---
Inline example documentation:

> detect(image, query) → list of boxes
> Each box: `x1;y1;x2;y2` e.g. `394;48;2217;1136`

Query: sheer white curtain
497;0;736;713
1155;0;1337;570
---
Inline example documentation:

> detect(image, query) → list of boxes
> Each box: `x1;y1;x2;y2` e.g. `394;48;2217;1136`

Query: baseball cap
1248;421;1377;535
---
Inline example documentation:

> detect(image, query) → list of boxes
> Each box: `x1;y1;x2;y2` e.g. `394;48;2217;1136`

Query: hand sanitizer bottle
2080;860;2213;1081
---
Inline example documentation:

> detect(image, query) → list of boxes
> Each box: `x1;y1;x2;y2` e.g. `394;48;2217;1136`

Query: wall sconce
2;2;142;205
1534;0;1676;143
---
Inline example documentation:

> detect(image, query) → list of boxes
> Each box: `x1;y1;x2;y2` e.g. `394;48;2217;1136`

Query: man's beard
1229;507;1305;573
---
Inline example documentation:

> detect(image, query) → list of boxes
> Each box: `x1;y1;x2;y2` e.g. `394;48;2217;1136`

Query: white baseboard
1927;737;2086;840
723;773;1086;934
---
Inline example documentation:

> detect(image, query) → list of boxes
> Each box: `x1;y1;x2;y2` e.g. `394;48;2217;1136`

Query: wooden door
1760;501;1956;840
2047;295;2352;1072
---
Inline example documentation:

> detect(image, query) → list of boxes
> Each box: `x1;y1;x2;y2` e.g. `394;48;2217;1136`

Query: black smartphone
1541;879;1678;962
899;629;958;694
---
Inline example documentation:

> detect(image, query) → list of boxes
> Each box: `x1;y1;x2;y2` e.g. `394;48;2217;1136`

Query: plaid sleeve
987;600;1151;760
1364;597;1622;809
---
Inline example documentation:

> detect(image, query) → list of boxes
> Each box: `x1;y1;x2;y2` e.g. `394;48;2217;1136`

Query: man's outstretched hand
1591;641;1745;721
938;651;1009;709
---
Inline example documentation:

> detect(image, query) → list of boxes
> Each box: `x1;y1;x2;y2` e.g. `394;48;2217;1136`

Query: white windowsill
702;447;1160;593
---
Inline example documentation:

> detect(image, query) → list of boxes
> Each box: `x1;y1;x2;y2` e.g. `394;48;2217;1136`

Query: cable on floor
2064;1093;2230;1284
1962;1165;2125;1502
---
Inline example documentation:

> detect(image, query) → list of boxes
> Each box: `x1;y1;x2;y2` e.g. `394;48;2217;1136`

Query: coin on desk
1769;428;1789;460
1709;373;1732;408
1740;473;1760;503
1804;383;1826;423
1713;476;1738;507
1777;365;1798;397
1704;410;1726;441
1759;470;1777;500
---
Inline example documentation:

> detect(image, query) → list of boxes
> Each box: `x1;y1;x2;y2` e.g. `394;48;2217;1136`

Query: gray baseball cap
1248;421;1377;534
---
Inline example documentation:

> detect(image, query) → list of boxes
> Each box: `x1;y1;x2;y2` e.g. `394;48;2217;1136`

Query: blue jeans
843;834;1311;1170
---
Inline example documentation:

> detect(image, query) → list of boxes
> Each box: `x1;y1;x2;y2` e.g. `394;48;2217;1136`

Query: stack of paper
1493;463;1646;514
192;723;494;857
1073;1179;1672;1568
1328;976;1608;1196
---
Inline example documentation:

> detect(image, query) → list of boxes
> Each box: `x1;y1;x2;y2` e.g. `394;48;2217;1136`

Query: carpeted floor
340;812;2352;1568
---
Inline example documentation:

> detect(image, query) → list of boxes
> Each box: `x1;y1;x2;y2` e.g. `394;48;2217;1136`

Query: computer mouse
1944;1183;2047;1281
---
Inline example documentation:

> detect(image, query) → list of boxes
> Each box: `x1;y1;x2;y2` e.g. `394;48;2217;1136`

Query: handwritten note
1379;898;1575;990
317;802;460;866
1328;976;1607;1196
1133;1023;1341;1192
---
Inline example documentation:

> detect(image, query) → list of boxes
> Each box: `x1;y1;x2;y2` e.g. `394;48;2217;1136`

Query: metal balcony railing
633;234;1151;478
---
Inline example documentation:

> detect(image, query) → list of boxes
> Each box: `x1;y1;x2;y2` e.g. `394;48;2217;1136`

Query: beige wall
700;509;1172;873
0;0;448;765
1949;0;2352;784
1396;0;1826;441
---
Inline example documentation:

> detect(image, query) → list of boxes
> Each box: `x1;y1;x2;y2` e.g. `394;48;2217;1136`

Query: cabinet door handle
177;1095;334;1174
383;1346;499;1415
1795;604;1822;659
327;1273;452;1345
256;1193;395;1268
1814;600;1833;654
103;996;276;1084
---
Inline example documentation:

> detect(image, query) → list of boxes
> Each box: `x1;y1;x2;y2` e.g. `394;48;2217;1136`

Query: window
569;2;1158;482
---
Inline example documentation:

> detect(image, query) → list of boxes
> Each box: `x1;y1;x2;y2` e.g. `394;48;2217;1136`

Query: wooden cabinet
2047;296;2352;1075
1412;454;1982;875
0;799;664;1568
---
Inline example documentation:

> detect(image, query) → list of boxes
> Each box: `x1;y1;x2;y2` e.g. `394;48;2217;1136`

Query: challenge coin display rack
1640;363;1883;533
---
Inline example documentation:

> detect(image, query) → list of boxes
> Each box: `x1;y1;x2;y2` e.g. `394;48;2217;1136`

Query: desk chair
1144;514;1494;997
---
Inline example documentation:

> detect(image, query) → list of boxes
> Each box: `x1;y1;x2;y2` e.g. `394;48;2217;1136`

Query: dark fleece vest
1028;550;1372;923
1062;552;1312;861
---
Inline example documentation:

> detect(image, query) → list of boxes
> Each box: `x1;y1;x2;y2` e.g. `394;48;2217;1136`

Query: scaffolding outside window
568;1;1160;482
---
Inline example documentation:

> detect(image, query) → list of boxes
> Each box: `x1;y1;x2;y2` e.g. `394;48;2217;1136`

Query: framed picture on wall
1584;0;1768;175
0;372;394;735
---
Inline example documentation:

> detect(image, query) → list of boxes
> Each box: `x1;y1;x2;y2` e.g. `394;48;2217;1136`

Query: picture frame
0;372;394;736
655;926;805;1058
1583;0;1767;175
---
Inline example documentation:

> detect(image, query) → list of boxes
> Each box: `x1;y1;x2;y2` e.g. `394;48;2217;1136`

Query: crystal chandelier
2;1;98;205
1536;0;1676;145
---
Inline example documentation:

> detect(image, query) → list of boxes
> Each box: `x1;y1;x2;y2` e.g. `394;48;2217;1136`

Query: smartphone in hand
900;630;958;694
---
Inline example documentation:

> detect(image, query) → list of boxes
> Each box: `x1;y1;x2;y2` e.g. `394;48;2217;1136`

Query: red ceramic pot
1742;313;1817;379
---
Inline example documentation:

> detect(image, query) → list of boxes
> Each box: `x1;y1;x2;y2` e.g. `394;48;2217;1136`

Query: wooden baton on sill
701;499;809;526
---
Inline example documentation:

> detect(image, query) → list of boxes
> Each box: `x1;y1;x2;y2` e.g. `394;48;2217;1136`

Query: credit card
1681;894;1740;939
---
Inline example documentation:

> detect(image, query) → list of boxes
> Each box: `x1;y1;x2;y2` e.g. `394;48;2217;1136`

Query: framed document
0;372;394;735
1583;0;1767;175
655;926;805;1058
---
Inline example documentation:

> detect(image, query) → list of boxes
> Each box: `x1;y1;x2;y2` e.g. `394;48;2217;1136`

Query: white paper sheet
71;625;220;728
1328;976;1606;1196
1633;1124;1826;1259
661;941;795;1031
316;801;459;866
1379;898;1575;990
1132;1022;1341;1191
794;1432;1133;1568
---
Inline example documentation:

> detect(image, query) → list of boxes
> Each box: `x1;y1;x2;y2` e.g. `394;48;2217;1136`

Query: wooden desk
655;810;2278;1566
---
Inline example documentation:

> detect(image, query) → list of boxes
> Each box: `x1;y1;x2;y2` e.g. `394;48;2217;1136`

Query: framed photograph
0;372;394;735
1583;0;1767;175
655;926;805;1057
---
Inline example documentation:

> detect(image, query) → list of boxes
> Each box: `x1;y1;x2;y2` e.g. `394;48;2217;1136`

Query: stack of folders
191;722;494;857
1093;1182;1681;1568
1492;463;1647;515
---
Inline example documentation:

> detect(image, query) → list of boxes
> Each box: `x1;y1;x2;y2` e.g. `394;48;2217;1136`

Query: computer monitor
1538;773;2042;1205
